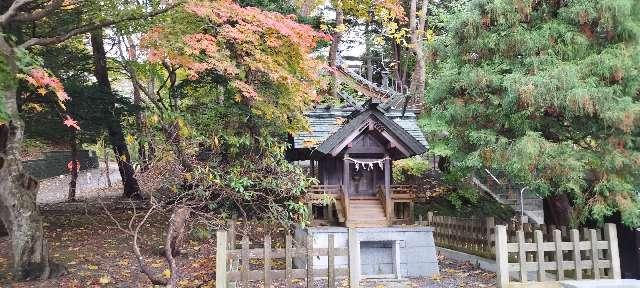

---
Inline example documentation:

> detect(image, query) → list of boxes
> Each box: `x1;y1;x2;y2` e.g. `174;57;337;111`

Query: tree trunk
328;3;344;98
543;194;573;226
364;19;373;82
67;134;78;202
90;30;141;198
405;0;428;112
125;36;149;170
0;37;56;281
103;143;112;187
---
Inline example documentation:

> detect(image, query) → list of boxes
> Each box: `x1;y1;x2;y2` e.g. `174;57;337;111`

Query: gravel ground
36;162;122;204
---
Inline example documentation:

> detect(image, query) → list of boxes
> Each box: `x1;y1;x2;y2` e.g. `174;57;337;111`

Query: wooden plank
228;269;308;281
589;229;600;279
264;235;272;288
495;225;509;288
570;229;582;280
534;230;545;281
517;230;527;282
241;236;249;286
328;234;335;288
216;231;228;288
554;229;564;281
306;233;314;287
604;223;621;279
285;234;292;288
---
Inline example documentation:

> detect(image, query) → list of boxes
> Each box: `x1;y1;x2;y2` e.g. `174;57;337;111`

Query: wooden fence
417;212;496;258
216;230;359;288
495;224;621;287
417;212;613;259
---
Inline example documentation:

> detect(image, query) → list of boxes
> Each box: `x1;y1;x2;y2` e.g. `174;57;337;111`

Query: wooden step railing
305;184;346;224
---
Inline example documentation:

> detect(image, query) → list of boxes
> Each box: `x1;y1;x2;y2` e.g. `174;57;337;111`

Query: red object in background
66;160;80;172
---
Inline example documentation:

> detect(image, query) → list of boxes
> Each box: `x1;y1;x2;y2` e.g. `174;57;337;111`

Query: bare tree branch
11;0;64;23
0;0;32;25
17;2;180;49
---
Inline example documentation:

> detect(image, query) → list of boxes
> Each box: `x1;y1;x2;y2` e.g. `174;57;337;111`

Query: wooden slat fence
216;231;351;288
417;212;619;261
495;224;621;287
417;212;496;258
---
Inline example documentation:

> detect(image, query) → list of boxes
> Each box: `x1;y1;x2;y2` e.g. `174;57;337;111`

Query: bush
393;156;430;183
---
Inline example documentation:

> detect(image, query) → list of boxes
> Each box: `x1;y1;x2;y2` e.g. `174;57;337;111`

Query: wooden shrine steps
345;199;389;227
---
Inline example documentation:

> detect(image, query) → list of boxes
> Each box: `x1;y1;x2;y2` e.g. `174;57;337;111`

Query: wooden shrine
287;64;428;227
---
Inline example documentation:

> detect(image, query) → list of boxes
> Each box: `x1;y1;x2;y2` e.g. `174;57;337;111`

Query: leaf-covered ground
0;211;497;287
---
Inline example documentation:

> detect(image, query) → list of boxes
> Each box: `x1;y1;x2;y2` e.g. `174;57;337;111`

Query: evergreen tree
425;0;640;227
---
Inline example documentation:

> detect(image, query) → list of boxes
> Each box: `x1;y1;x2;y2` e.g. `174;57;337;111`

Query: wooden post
216;231;228;288
554;229;564;280
343;155;350;220
486;217;495;253
328;234;335;288
495;225;509;288
427;211;433;224
589;229;600;279
534;230;545;281
306;233;314;287
285;234;292;287
604;223;621;279
241;236;249;286
409;202;415;224
517;230;527;282
264;235;272;288
570;229;582;280
227;217;238;288
348;228;360;288
384;154;392;221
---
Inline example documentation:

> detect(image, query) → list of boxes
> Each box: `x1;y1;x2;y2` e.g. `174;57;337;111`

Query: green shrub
393;156;430;183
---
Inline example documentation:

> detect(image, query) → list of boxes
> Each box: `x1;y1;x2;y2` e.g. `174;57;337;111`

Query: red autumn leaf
63;116;80;130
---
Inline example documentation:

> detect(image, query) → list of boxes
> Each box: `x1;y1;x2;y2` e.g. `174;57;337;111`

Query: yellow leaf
87;264;98;270
162;269;171;279
120;154;127;161
99;275;111;284
125;134;135;145
37;87;48;95
335;24;348;33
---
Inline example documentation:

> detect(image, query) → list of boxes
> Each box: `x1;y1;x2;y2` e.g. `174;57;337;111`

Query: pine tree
425;0;640;227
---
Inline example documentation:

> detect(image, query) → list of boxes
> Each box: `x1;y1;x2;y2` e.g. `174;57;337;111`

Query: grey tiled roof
293;107;428;151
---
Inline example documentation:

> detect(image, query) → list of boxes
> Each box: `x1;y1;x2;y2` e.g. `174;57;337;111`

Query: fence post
216;230;228;288
348;228;360;288
570;229;582;280
285;234;292;287
517;230;527;282
589;229;600;279
495;225;509;288
604;223;621;279
328;234;335;288
485;217;495;253
264;235;272;288
554;229;564;280
427;211;433;225
534;230;545;281
306;233;314;287
241;236;249;286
